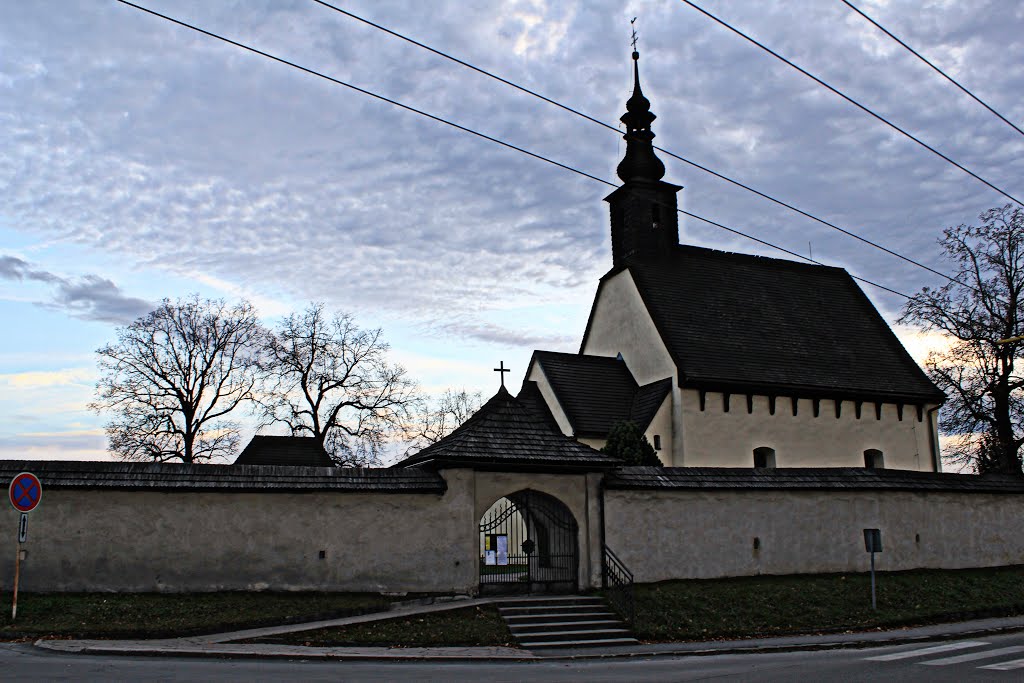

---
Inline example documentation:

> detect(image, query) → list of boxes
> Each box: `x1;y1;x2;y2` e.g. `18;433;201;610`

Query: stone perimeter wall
0;479;478;593
604;488;1024;583
3;473;1021;592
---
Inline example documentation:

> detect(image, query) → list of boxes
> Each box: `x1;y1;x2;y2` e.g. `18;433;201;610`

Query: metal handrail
602;545;635;624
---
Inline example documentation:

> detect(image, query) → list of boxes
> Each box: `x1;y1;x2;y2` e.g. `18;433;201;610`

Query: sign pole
870;550;876;611
8;472;42;623
11;538;20;621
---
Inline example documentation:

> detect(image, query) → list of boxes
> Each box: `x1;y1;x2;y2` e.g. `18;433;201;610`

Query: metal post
870;550;876;610
11;540;21;621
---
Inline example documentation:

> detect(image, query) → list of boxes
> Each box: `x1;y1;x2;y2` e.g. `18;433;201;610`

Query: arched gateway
479;489;579;594
393;383;621;594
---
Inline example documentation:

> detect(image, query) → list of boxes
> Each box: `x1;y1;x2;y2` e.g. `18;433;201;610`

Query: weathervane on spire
630;17;639;54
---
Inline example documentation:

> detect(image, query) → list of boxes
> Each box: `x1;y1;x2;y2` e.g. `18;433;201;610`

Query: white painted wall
605;488;1024;582
680;390;938;470
581;271;675;385
0;469;479;594
645;394;674;465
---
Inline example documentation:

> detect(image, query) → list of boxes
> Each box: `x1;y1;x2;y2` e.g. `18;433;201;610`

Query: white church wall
645;394;674;466
0;478;478;593
680;389;938;470
581;271;675;385
605;488;1024;582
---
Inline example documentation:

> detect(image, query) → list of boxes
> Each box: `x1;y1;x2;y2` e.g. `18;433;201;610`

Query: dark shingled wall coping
606;466;1024;493
0;460;446;494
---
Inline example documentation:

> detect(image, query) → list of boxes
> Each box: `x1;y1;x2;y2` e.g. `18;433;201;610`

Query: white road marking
981;657;1024;671
865;641;989;661
923;645;1024;666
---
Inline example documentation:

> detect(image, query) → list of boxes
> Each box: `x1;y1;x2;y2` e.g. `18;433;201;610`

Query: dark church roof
527;351;672;438
234;435;335;467
0;460;445;493
606;466;1024;493
583;245;945;404
394;383;622;472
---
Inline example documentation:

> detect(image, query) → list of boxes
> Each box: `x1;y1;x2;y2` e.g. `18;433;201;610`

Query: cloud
437;319;576;348
0;254;152;324
0;367;94;389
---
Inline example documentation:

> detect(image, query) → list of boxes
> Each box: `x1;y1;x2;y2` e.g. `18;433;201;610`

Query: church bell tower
605;50;682;267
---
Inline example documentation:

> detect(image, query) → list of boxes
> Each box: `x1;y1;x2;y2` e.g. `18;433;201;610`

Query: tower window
864;449;885;469
651;203;661;230
653;435;662;450
753;447;776;469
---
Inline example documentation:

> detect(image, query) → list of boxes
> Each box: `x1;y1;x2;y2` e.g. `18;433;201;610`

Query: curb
33;619;1024;663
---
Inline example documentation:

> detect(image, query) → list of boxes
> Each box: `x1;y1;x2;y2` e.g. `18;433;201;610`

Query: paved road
8;632;1024;681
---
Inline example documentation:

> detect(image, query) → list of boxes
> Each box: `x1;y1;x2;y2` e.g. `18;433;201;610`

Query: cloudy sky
2;0;1022;461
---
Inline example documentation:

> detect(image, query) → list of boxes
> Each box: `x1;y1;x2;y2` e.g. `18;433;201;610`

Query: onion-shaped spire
616;50;666;183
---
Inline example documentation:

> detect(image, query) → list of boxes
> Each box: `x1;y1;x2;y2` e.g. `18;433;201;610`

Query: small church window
651;203;661;230
653;435;662;450
864;449;884;469
753;447;776;469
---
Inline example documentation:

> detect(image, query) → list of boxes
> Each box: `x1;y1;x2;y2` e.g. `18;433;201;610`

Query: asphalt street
7;631;1024;682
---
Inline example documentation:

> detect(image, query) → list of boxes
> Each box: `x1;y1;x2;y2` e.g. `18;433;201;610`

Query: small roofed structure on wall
234;435;334;468
394;383;622;472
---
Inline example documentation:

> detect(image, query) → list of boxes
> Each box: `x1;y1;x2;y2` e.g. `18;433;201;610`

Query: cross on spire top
493;361;510;388
630;17;638;53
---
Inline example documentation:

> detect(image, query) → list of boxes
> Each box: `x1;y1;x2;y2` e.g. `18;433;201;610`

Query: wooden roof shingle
606;466;1024;493
583;245;945;403
0;460;446;493
394;384;623;471
529;351;671;438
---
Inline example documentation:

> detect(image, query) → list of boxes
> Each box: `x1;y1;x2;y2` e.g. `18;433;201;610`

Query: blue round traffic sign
9;473;42;513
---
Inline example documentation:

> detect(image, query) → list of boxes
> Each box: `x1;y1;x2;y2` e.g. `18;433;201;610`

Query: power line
678;0;1024;207
841;0;1024;140
311;1;958;288
113;0;911;300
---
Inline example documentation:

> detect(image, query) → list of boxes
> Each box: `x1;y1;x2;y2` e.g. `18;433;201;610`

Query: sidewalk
33;598;1024;662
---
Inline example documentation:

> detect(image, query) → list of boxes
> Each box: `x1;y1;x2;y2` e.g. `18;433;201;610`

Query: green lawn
0;591;393;639
253;604;513;647
632;565;1024;641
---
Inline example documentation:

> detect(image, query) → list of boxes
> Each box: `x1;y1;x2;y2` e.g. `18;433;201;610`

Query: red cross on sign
9;473;42;513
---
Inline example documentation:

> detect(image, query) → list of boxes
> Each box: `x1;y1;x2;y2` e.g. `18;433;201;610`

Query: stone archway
478;489;579;594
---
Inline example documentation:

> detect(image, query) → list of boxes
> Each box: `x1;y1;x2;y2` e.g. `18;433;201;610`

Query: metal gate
478;489;578;593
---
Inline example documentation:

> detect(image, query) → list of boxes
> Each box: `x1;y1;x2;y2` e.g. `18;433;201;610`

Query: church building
524;51;945;471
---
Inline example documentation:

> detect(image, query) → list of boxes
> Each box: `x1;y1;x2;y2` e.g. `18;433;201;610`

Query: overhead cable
113;0;911;300
311;1;959;288
678;0;1024;207
841;0;1024;140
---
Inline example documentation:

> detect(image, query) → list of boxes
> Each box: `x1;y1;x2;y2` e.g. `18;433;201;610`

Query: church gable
579;269;675;385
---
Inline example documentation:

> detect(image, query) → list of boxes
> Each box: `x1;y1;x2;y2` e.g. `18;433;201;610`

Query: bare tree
91;296;262;463
259;303;418;467
901;205;1024;475
403;388;483;456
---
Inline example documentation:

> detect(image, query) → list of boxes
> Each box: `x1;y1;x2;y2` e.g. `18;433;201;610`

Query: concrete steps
496;595;638;649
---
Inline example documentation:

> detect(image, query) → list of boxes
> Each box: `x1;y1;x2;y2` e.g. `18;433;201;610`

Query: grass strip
632;565;1024;641
0;591;395;639
254;604;513;647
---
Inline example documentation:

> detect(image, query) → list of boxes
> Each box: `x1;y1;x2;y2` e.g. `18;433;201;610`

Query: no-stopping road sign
9;473;42;513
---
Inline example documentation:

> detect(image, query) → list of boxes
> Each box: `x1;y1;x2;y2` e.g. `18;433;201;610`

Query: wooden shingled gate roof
394;383;623;472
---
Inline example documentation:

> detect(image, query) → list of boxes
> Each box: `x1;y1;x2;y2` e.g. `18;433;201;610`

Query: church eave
679;377;946;406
